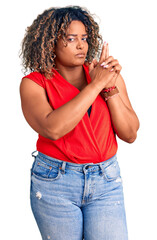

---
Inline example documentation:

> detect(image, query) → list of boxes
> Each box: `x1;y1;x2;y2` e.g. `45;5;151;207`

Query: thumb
88;59;98;72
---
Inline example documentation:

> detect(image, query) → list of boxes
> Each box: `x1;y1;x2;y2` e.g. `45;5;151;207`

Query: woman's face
55;20;88;68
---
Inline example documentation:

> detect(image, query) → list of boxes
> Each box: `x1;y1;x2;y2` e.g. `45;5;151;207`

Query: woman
20;6;139;240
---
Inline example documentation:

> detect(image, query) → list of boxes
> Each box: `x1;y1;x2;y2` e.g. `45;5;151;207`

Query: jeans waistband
32;151;117;174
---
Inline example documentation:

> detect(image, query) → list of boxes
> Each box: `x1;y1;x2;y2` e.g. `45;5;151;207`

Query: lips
75;53;86;57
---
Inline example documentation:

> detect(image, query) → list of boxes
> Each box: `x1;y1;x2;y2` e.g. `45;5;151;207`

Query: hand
89;62;118;91
99;42;122;87
84;41;109;72
84;59;98;74
86;42;122;89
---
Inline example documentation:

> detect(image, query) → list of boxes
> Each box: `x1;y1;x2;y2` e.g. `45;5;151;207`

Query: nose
76;39;84;49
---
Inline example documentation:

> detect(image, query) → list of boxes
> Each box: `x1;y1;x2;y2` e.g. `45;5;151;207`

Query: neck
55;63;85;84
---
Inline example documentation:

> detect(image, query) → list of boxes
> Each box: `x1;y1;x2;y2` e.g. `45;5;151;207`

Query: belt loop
31;150;38;158
99;163;105;176
61;161;66;174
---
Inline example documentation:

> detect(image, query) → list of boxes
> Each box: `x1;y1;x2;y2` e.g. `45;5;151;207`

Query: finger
88;59;98;72
111;71;119;83
106;43;109;59
103;60;119;69
84;61;89;66
85;59;97;66
109;64;122;74
114;64;122;74
100;56;114;67
105;56;115;64
93;59;98;67
99;41;107;64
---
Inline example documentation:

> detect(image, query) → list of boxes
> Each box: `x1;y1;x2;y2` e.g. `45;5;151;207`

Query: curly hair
20;6;103;77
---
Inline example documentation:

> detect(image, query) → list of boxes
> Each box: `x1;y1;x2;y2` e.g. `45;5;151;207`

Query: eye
67;38;75;42
82;38;88;41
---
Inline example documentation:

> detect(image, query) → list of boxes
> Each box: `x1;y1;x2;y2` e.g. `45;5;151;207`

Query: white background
1;0;157;239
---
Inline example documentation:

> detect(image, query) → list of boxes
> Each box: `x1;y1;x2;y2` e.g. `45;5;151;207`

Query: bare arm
102;74;140;143
20;78;101;140
20;43;139;143
20;51;119;141
89;42;140;143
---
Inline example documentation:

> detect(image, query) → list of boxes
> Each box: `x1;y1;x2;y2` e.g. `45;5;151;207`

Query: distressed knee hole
115;177;122;183
36;191;42;200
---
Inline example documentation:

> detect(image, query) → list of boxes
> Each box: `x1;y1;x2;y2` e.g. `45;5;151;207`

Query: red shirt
23;64;117;164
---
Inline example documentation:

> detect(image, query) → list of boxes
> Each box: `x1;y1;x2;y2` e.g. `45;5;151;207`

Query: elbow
123;131;137;144
44;128;61;141
118;120;140;144
127;121;140;143
126;135;137;143
117;128;138;144
43;116;63;141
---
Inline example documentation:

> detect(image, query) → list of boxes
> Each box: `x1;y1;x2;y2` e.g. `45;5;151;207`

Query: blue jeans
30;152;128;240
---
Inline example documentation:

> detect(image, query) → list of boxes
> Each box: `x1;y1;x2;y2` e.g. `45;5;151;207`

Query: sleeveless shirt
22;64;117;164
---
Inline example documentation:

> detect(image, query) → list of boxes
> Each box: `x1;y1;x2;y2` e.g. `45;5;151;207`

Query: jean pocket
104;160;121;181
31;157;61;181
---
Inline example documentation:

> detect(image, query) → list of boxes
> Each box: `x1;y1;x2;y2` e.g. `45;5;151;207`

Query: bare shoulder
20;77;52;114
20;77;45;97
19;77;53;137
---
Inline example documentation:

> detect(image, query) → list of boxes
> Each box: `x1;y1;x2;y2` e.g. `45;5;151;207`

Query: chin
73;59;86;66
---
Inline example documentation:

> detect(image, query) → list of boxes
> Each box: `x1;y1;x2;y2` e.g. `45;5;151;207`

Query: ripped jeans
30;152;128;240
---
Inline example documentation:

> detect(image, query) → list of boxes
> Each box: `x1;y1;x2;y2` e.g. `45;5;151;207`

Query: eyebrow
66;34;88;37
